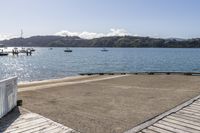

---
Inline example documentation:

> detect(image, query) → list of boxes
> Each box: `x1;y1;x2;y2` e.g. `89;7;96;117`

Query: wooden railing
0;77;17;118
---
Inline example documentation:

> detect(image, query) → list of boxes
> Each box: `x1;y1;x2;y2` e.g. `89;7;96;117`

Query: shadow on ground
0;107;21;132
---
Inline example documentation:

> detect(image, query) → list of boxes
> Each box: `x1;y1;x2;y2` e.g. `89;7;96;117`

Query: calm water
1;47;200;82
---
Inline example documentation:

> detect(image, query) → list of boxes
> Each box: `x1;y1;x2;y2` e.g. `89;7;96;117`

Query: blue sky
0;0;200;39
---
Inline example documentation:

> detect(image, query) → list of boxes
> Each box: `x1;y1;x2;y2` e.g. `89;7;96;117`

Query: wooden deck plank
173;113;200;122
187;106;200;111
163;118;200;131
189;104;200;109
183;108;200;114
153;123;188;133
141;129;158;133
21;124;52;133
0;120;45;132
167;116;200;126
0;112;78;133
5;120;48;133
158;120;199;133
179;110;200;116
148;126;173;133
192;103;200;107
3;118;47;129
38;126;62;133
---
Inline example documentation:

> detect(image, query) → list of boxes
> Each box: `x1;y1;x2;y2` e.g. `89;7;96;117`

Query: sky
0;0;200;40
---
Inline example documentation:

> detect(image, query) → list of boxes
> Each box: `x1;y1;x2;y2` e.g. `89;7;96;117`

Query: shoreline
18;74;127;92
18;75;92;85
18;71;200;88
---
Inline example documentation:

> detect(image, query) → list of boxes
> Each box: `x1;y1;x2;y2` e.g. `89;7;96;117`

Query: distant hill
1;35;200;48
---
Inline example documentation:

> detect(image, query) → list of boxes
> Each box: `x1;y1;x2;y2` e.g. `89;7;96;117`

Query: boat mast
21;29;23;39
21;29;24;48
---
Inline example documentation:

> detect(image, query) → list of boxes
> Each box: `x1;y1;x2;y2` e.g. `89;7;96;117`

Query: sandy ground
18;74;200;133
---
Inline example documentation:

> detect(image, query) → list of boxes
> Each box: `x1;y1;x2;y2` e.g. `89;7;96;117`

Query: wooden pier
11;49;32;56
0;48;35;56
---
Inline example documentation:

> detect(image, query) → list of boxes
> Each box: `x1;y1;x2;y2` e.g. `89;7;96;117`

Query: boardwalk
138;98;200;133
0;108;78;133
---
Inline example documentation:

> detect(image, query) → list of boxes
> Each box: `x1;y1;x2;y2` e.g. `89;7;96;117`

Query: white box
0;77;17;118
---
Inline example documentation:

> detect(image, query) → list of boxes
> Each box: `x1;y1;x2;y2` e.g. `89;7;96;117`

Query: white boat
64;48;72;52
101;48;109;52
20;47;27;53
0;50;8;56
27;48;35;52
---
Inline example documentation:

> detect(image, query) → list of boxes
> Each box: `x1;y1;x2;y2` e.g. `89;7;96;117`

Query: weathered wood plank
21;124;51;133
189;104;200;109
148;125;173;133
171;113;200;123
177;111;200;118
183;108;200;114
187;105;200;111
179;110;200;116
192;102;200;107
4;119;48;132
175;111;200;119
153;123;188;133
167;115;200;126
1;117;46;130
141;129;158;133
8;123;49;133
163;117;200;130
38;126;61;133
1;112;77;133
158;120;199;133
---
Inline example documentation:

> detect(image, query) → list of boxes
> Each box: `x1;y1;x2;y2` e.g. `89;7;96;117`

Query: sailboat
101;48;109;52
64;48;72;52
0;49;8;56
0;44;8;56
19;30;26;53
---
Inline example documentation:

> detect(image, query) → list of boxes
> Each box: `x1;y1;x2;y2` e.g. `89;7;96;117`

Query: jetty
11;48;33;56
0;48;35;56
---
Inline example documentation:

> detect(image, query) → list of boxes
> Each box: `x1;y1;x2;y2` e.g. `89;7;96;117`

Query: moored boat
101;48;108;52
27;48;35;52
64;48;72;52
0;51;8;56
20;47;27;53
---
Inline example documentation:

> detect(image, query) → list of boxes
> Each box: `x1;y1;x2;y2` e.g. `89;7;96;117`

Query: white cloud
55;28;132;39
0;34;15;41
0;29;135;41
